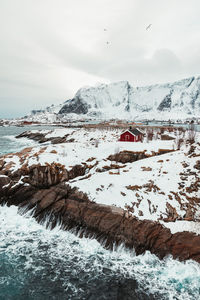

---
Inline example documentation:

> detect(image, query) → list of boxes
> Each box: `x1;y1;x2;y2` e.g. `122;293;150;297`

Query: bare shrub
160;127;165;134
153;130;159;140
167;127;174;133
187;122;196;144
140;134;144;143
174;136;184;150
146;128;153;142
188;130;196;144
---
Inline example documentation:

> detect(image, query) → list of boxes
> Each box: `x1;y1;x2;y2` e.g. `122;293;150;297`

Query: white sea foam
2;135;36;147
0;205;200;299
0;135;37;157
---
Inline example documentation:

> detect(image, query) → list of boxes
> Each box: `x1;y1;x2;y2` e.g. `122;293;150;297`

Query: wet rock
16;131;47;143
0;175;10;187
0;175;11;197
16;131;68;145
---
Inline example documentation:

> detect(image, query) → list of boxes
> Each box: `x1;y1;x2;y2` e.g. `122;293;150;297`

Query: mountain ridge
28;75;200;122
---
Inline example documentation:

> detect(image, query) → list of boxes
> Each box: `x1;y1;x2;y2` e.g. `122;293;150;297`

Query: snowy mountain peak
58;76;200;120
28;76;200;122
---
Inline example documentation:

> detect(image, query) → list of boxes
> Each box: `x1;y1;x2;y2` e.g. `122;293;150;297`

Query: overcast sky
0;0;200;118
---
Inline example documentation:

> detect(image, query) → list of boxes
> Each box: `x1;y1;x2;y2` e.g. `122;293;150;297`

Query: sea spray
0;205;200;299
1;126;200;299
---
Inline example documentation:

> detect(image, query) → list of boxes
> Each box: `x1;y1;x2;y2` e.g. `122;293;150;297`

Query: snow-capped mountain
28;76;200;122
31;103;63;115
59;76;200;120
25;102;68;123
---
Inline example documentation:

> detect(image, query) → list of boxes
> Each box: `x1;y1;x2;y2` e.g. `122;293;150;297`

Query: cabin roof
121;128;143;136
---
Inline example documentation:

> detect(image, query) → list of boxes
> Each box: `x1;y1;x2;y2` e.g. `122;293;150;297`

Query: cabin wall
119;131;142;142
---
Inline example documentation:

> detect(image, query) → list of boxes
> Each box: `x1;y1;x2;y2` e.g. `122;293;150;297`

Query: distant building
119;127;143;142
23;121;33;125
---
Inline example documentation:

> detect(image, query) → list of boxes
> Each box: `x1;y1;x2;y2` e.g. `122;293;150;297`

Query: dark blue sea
0;126;200;300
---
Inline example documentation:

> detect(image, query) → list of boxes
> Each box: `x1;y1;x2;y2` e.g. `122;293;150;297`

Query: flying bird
146;24;152;31
104;28;107;31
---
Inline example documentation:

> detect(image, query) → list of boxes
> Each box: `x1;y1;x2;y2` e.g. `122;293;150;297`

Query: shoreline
1;175;200;264
0;126;200;264
1;158;200;264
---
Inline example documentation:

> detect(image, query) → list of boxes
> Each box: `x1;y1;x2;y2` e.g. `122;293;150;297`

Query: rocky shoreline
1;125;200;264
16;130;74;144
1;159;200;264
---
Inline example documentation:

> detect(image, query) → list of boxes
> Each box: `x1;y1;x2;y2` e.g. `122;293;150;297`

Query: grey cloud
0;0;200;117
91;49;183;86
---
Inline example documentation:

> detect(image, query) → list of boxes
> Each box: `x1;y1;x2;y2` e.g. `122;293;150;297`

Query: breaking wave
0;205;200;300
0;135;36;156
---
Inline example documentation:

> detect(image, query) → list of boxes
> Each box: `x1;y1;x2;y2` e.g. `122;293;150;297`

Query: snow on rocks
69;146;200;225
0;127;199;236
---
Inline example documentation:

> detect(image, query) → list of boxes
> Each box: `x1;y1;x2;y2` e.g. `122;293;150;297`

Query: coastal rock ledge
1;163;200;264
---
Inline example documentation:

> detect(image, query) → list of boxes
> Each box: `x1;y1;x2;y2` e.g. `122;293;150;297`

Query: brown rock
138;210;143;216
108;151;147;163
161;134;175;140
0;175;10;187
166;202;179;221
1;160;200;265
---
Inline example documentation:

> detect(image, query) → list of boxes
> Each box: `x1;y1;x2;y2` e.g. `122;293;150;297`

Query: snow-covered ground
1;127;200;236
70;146;199;219
2;128;175;171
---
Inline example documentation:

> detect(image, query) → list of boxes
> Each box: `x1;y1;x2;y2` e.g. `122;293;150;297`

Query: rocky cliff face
57;76;200;120
59;97;89;115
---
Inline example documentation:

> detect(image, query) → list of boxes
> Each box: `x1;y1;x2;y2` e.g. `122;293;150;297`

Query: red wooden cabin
119;127;143;142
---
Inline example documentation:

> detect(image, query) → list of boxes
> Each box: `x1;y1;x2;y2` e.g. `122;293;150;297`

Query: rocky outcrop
1;176;200;263
157;92;172;111
0;162;87;188
16;131;69;144
26;189;200;263
107;149;174;163
108;151;147;163
16;131;47;143
22;164;69;188
59;97;88;115
0;175;11;195
1;162;200;264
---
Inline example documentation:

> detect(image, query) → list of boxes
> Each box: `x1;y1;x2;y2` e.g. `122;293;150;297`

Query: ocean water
0;125;62;156
0;127;200;299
